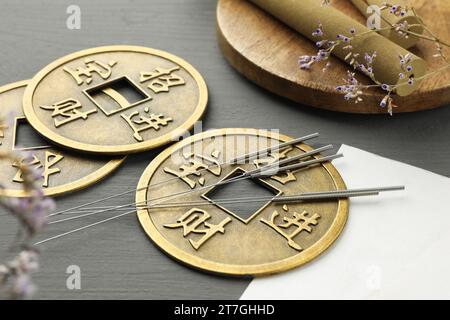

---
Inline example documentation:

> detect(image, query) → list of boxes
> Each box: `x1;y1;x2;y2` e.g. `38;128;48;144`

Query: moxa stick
248;0;426;96
350;0;424;49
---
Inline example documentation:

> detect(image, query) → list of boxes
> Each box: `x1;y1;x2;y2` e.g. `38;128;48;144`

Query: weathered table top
0;0;448;299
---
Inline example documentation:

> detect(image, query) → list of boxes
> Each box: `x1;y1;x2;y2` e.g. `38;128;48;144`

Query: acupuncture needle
49;186;404;223
69;185;405;213
38;186;405;243
48;132;320;217
55;142;330;218
58;189;370;214
47;154;343;224
47;191;379;225
230;132;320;163
59;144;334;214
99;152;343;215
138;186;405;208
35;210;136;246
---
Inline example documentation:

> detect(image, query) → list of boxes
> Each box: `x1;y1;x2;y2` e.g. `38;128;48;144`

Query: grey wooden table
0;0;448;299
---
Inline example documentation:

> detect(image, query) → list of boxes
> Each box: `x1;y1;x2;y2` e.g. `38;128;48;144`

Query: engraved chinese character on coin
0;81;125;197
23;46;208;154
136;128;348;276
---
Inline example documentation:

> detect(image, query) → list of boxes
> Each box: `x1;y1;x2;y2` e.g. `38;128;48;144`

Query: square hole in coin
202;167;282;224
84;76;151;116
13;117;51;150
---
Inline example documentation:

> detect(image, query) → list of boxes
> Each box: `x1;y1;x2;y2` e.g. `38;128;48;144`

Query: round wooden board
217;0;450;114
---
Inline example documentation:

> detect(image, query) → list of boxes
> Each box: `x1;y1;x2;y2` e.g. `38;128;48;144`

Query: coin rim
1;80;126;197
136;128;348;276
22;45;208;155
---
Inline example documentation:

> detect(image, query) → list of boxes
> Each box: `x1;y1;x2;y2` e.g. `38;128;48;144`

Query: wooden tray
217;0;450;114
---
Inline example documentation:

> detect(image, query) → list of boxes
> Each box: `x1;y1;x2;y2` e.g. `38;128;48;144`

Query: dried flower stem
0;119;56;299
300;0;449;114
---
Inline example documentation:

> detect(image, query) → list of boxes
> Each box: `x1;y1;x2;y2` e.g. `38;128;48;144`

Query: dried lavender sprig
0;118;55;299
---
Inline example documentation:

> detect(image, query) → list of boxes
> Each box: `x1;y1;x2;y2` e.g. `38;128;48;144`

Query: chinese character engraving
40;98;97;128
164;208;232;250
261;209;320;251
63;59;117;85
164;150;221;189
12;151;64;187
253;147;297;185
120;107;172;142
140;66;185;93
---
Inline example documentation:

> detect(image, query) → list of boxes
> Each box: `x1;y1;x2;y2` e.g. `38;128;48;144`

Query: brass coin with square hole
23;45;208;155
0;81;125;197
136;128;348;276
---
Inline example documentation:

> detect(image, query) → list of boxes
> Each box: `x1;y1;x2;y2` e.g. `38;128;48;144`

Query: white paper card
241;145;450;300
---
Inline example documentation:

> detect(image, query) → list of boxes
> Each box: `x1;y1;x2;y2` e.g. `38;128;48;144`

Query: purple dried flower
299;55;313;69
300;64;311;70
380;95;389;108
337;34;350;42
399;53;412;68
10;274;36;300
0;250;40;299
16;150;33;163
364;52;377;64
312;29;322;37
0;117;56;299
9;197;29;212
379;94;397;115
312;23;324;37
318;50;328;58
299;55;311;64
335;71;364;103
394;20;410;38
381;84;390;91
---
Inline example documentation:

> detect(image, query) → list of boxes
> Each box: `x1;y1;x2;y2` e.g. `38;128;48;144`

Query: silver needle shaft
49;133;320;217
47;186;404;225
49;151;341;223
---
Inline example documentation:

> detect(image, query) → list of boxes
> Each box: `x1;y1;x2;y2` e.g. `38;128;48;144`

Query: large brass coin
0;81;125;197
136;128;348;276
23;45;208;155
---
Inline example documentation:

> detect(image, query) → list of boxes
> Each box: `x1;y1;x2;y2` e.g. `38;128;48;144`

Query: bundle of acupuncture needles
35;132;405;246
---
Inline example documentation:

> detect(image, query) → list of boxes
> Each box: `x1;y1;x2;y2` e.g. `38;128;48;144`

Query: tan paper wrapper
248;0;426;96
351;0;424;49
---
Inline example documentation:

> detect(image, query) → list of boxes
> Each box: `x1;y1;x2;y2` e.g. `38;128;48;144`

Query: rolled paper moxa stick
248;0;427;96
350;0;424;49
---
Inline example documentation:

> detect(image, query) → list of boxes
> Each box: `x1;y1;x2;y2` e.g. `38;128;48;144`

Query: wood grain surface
0;0;448;300
217;0;450;113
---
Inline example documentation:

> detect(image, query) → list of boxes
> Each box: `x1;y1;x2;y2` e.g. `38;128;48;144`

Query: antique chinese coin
0;81;125;197
136;128;348;276
23;45;208;154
